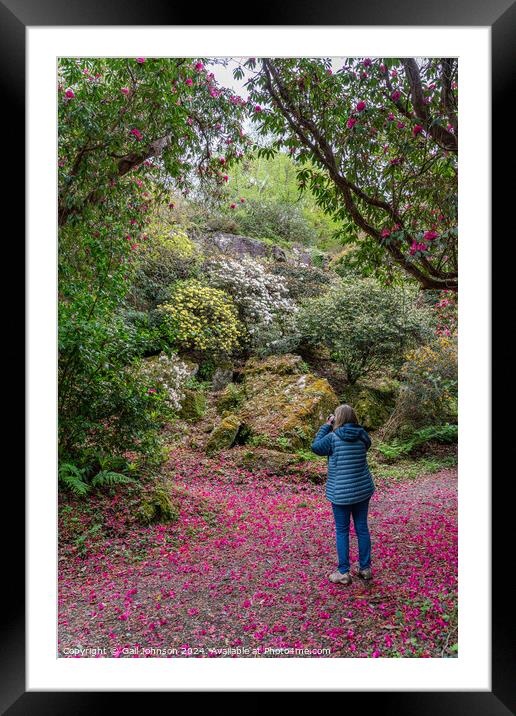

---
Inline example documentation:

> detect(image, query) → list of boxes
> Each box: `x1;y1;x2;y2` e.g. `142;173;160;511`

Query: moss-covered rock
212;364;234;392
232;447;301;472
137;484;179;525
178;388;207;422
206;414;242;454
216;382;245;415
238;354;338;451
242;354;306;377
342;381;397;431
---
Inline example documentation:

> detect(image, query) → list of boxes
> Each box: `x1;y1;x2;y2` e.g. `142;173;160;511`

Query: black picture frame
6;0;508;710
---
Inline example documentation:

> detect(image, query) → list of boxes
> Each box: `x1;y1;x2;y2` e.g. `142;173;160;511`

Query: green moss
206;414;242;454
178;388;207;422
238;355;338;451
343;381;397;431
216;383;245;415
137;484;179;525
243;354;305;377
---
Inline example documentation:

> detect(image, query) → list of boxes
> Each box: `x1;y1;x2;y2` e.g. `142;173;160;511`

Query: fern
377;424;457;459
91;470;136;488
58;463;90;496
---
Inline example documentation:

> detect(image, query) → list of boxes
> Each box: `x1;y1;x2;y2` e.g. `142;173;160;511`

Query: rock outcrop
199;232;287;262
206;354;338;453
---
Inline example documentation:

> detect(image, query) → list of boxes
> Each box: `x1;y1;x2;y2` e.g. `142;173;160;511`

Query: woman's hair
333;404;358;429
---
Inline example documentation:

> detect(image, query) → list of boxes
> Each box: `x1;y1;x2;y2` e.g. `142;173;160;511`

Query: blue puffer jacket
311;422;375;505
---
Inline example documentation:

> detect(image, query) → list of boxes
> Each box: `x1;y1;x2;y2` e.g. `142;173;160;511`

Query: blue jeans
331;498;371;574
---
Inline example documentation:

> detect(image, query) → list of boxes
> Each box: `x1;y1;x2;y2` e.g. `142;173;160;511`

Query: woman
311;404;375;586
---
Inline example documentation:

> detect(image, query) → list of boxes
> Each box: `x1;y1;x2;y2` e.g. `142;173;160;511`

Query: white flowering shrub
137;352;192;411
204;255;299;353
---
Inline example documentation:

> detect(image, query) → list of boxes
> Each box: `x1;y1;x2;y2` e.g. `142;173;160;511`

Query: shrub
158;279;242;353
58;311;173;467
135;352;192;411
204;255;298;353
298;278;433;383
383;335;458;438
231;198;318;245
129;222;200;309
269;263;332;301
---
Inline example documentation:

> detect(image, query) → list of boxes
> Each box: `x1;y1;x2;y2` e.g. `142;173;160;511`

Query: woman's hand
326;414;335;426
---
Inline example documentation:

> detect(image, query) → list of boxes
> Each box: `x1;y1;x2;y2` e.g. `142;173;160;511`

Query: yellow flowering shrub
159;280;242;353
142;221;196;261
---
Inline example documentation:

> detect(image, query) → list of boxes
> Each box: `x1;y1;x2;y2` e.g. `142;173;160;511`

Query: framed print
5;0;509;710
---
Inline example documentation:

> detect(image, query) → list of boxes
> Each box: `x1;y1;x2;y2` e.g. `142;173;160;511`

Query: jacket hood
334;423;366;442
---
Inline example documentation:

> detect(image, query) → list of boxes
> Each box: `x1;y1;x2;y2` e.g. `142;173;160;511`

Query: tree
58;58;248;466
243;57;458;291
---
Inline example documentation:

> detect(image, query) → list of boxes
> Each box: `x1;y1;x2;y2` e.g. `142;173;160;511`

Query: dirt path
58;459;457;658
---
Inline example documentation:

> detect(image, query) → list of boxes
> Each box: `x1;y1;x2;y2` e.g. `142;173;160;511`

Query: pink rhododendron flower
230;203;236;209
381;228;391;238
120;87;129;95
130;128;143;141
413;124;424;136
185;78;193;86
397;121;405;129
195;62;204;72
379;63;387;73
363;58;372;67
254;105;262;113
423;230;439;241
387;113;395;121
356;101;366;112
240;197;245;203
391;90;401;101
136;57;145;63
347;117;357;129
222;175;229;182
65;89;75;98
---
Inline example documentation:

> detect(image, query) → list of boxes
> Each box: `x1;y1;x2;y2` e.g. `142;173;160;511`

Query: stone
342;381;397;431
212;365;234;392
137;484;179;525
216;383;245;415
242;353;306;377
238;354;338;451
206;414;242;454
178;388;207;422
200;232;288;262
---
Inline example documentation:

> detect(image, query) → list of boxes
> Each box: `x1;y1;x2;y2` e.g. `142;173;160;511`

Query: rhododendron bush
58;58;248;469
204;255;299;352
242;57;458;291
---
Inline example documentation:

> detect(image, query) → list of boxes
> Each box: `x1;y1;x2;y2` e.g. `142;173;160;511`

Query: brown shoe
329;571;352;586
357;567;372;580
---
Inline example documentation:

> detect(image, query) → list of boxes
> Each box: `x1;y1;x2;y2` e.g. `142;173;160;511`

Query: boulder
212;365;234;392
342;381;397;431
206;414;242;454
178;388;207;422
238;354;338;451
137;484;179;525
216;383;245;415
200;232;288;262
